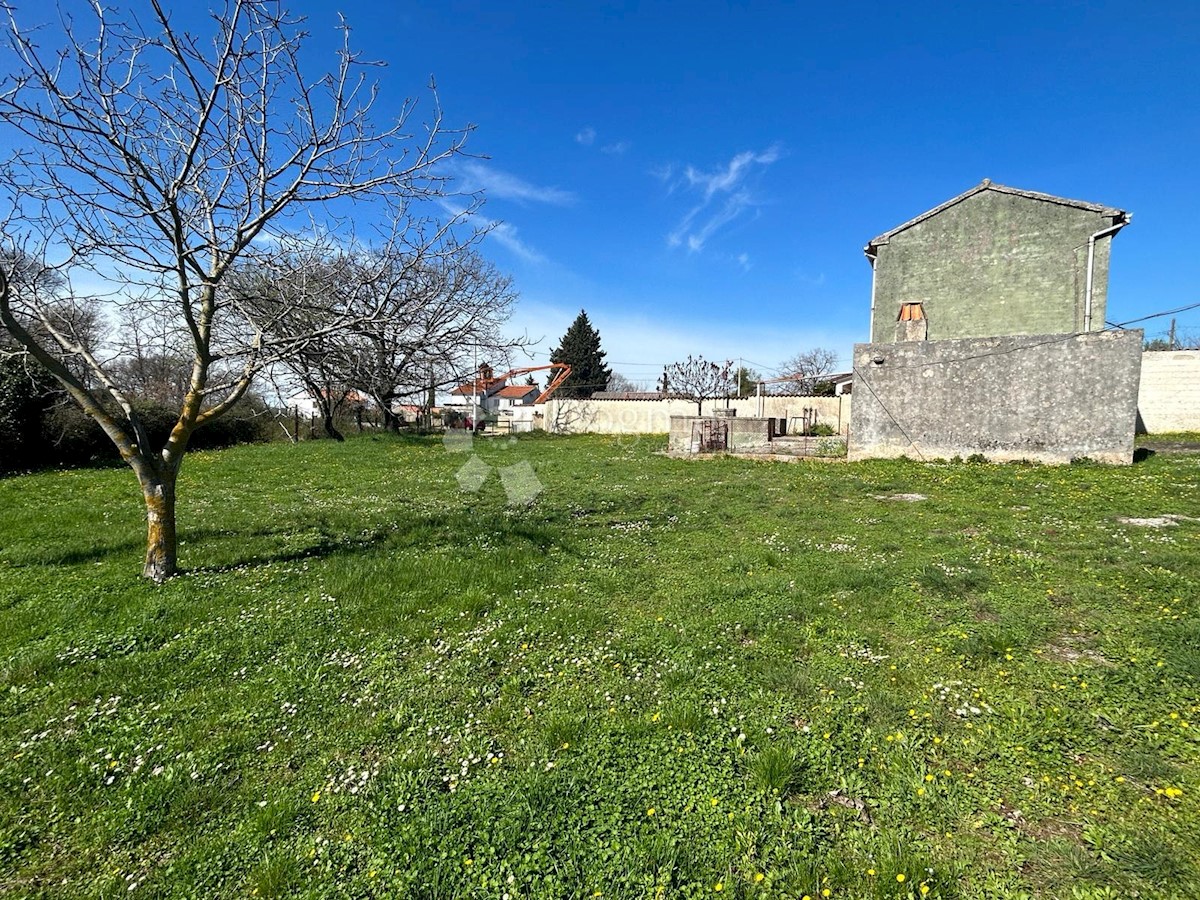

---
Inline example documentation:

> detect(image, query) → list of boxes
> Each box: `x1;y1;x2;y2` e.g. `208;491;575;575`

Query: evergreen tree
550;310;611;399
734;366;760;398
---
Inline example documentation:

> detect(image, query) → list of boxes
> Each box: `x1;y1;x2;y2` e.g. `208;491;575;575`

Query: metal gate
691;418;729;452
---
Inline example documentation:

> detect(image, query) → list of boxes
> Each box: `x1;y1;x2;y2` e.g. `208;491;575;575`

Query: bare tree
342;248;520;431
0;1;473;581
777;347;839;394
662;355;734;414
605;372;640;393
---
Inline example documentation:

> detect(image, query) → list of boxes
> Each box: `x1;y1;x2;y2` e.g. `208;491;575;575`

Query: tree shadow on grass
180;509;576;576
4;503;577;574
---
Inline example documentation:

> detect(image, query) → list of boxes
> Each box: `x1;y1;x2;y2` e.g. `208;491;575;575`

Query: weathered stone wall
543;396;850;435
848;330;1143;464
1138;350;1200;433
871;190;1122;342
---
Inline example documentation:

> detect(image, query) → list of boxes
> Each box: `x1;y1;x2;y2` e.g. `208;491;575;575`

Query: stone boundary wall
849;330;1143;465
1138;350;1200;433
541;396;850;436
667;416;775;453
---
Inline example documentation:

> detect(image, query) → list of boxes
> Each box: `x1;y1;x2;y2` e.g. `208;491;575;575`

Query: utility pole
1169;318;1177;350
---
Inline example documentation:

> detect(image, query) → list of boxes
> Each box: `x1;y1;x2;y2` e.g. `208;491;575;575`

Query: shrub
0;354;55;473
37;397;273;470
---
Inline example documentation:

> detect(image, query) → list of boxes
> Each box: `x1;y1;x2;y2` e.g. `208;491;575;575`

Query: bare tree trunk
140;471;178;583
322;411;345;442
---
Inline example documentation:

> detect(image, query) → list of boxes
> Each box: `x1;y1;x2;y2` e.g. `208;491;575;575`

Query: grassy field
1;432;1197;899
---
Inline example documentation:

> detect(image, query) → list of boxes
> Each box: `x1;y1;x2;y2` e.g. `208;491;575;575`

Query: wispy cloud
578;128;630;156
663;145;782;253
488;222;546;264
737;253;751;271
436;198;547;265
456;161;574;206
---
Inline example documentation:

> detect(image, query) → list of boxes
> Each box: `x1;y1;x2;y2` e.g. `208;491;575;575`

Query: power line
1110;300;1200;329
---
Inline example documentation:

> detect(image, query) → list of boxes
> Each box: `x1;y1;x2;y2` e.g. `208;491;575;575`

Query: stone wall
871;189;1123;342
1138;350;1200;433
667;416;775;453
849;330;1143;464
542;396;850;436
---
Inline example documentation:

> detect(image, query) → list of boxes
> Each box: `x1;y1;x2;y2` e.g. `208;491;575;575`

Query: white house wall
1138;350;1200;433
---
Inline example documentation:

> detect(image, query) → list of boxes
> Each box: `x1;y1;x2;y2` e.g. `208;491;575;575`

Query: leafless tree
777;347;839;394
341;248;520;431
605;372;640;393
662;355;734;414
0;0;474;581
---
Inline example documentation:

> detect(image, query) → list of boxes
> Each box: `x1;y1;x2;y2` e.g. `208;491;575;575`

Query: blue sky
8;1;1200;386
327;0;1196;384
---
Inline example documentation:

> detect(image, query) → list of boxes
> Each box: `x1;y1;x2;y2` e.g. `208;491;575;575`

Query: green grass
1;432;1198;899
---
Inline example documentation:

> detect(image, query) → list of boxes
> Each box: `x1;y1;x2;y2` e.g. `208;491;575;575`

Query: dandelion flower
897;874;906;883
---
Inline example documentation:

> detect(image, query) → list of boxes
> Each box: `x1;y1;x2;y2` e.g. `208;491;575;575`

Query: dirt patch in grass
1043;632;1112;666
1116;514;1198;528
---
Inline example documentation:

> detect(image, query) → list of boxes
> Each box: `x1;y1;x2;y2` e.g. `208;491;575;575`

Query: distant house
864;179;1130;343
826;372;853;396
443;365;541;416
492;384;540;409
444;364;504;414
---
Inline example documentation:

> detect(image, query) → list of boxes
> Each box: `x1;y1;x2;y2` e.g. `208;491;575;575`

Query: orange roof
494;384;539;399
449;378;500;396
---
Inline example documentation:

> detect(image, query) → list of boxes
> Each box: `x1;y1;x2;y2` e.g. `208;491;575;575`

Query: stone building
864;180;1130;342
850;180;1142;465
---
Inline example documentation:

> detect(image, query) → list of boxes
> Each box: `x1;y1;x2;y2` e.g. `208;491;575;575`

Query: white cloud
650;163;676;185
436;198;548;265
456;161;574;206
737;253;751;271
601;140;631;155
487;222;546;264
575;126;596;146
663;145;782;253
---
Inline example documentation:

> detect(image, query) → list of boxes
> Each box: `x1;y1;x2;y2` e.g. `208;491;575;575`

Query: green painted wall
870;190;1123;342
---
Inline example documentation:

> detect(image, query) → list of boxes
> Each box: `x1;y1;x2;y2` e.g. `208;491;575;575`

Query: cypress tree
550;310;611;399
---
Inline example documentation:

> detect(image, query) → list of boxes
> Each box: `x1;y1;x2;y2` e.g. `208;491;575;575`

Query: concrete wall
871;189;1123;342
1138;350;1200;433
542;395;850;436
849;330;1143;465
667;416;774;452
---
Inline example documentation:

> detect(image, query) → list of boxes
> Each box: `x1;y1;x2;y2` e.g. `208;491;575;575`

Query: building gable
865;181;1129;342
